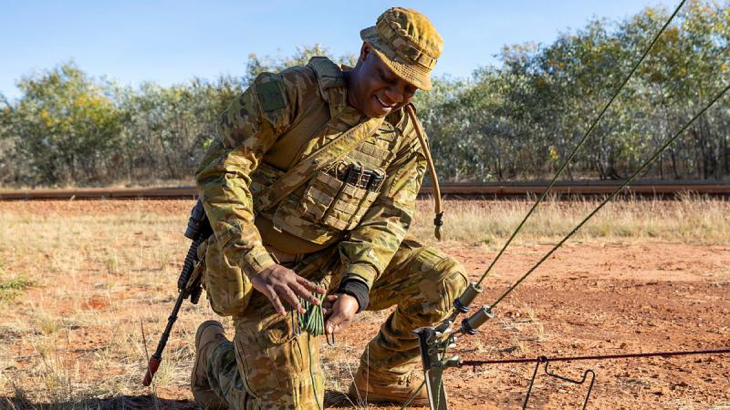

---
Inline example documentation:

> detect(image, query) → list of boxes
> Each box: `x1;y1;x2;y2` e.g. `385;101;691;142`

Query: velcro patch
257;80;286;112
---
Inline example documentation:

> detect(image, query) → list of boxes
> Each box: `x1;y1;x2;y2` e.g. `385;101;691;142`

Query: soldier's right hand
251;264;326;316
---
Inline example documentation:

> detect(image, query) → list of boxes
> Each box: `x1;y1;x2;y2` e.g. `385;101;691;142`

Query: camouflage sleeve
195;71;300;278
337;114;427;288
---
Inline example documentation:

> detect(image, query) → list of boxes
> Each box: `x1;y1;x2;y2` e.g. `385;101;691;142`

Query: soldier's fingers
323;305;343;318
263;286;286;316
291;282;320;306
276;285;305;315
326;313;343;335
326;320;340;335
323;295;338;316
297;276;326;294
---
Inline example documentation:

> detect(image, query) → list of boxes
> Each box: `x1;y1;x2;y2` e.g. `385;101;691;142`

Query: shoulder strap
307;56;346;95
256;116;384;211
307;56;348;118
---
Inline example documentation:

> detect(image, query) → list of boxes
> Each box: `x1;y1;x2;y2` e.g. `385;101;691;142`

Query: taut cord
461;347;730;367
475;0;688;287
488;82;729;311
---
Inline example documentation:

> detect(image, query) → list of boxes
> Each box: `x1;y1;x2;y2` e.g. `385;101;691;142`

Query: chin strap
406;104;444;241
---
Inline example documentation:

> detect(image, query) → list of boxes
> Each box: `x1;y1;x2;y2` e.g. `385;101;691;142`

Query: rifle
143;199;213;386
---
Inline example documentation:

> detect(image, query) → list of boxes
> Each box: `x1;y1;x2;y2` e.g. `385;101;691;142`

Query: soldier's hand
251;264;325;316
324;293;359;336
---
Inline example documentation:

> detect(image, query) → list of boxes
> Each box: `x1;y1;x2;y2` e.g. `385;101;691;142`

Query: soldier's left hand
324;294;359;336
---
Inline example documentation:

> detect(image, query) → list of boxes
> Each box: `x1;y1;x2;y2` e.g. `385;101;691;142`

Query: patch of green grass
0;277;34;301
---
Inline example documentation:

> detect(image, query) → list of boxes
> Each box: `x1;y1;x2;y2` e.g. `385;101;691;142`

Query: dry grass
0;196;727;407
0;201;223;407
412;194;730;247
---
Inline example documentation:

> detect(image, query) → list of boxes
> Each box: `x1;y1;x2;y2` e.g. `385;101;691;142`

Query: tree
1;62;123;185
244;44;357;85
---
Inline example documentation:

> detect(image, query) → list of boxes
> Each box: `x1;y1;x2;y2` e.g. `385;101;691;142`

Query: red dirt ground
1;200;728;409
425;243;730;409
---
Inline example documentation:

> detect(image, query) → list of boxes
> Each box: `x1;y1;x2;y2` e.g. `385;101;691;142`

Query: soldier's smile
374;94;396;115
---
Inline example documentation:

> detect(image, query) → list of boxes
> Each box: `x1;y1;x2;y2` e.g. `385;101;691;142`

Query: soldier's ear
359;42;371;62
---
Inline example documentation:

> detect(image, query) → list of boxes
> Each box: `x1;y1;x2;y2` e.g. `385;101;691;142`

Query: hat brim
360;26;432;91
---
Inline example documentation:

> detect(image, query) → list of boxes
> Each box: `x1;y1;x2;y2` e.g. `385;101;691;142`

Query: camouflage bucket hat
360;7;443;90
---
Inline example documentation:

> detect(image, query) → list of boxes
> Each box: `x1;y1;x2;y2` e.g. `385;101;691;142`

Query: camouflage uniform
194;7;466;409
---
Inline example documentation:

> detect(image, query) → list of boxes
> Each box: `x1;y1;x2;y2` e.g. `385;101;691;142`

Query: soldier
191;7;468;409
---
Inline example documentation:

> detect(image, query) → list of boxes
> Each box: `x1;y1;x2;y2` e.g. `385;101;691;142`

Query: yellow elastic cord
406;104;444;241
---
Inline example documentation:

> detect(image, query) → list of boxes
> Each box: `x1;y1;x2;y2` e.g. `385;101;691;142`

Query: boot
347;367;429;407
191;320;229;409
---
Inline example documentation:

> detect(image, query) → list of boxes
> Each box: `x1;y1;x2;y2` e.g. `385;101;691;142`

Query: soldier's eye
378;68;396;85
377;68;387;82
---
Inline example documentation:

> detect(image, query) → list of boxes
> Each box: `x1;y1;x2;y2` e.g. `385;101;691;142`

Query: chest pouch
297;162;385;231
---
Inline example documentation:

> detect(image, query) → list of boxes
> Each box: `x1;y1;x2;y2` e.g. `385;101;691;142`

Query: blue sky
1;0;675;99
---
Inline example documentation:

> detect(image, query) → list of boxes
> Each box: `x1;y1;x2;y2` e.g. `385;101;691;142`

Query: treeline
0;2;728;187
419;1;730;181
0;45;350;187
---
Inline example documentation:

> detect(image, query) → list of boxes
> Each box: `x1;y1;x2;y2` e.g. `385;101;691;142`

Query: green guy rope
489;82;730;311
298;292;326;336
476;0;688;287
297;292;326;410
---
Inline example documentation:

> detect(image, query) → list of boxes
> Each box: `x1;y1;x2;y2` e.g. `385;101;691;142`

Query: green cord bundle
298;292;326;336
296;292;326;410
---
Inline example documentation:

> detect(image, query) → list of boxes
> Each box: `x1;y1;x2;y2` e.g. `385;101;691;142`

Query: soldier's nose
383;87;403;104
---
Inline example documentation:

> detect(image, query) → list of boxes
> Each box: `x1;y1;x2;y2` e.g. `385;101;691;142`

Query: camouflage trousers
201;236;468;409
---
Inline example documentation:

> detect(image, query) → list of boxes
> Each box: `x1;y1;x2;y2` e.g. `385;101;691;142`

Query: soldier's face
349;43;418;118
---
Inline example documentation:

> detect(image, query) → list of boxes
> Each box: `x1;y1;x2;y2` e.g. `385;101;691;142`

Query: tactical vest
248;57;410;255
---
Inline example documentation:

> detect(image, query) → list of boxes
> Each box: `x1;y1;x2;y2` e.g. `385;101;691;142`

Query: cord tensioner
414;282;497;410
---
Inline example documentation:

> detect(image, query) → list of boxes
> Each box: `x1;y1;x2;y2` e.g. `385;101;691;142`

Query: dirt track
0;200;728;409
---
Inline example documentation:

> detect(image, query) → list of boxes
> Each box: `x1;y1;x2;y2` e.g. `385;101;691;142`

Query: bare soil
425;243;730;409
1;200;728;409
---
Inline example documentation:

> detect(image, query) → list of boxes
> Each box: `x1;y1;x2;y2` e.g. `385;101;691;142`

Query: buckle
331;164;385;192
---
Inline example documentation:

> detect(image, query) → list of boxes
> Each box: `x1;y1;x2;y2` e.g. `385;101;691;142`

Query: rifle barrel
142;289;187;386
